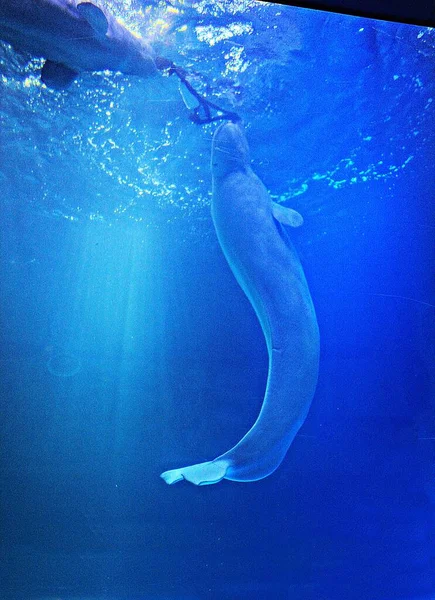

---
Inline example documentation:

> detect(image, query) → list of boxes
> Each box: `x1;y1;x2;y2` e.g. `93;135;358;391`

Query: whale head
211;121;251;179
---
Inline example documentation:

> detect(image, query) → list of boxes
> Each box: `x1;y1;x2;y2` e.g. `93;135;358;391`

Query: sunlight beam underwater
161;122;320;486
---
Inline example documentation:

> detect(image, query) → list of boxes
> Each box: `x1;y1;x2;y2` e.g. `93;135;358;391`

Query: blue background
0;2;434;598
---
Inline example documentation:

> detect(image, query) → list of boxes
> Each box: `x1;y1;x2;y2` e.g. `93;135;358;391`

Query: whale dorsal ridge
77;2;109;37
271;202;304;227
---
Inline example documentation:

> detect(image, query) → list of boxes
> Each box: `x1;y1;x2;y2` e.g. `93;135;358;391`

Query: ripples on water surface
0;1;433;232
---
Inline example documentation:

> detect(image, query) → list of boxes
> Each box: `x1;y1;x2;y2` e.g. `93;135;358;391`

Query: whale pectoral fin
77;2;109;37
41;61;78;89
272;202;304;227
161;459;230;486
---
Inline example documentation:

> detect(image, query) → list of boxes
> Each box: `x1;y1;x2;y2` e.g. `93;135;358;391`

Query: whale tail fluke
160;458;230;486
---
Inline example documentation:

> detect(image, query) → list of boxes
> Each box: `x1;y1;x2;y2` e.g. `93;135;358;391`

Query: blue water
0;2;434;599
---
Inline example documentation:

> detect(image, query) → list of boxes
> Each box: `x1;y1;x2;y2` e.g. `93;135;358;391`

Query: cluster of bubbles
45;346;82;378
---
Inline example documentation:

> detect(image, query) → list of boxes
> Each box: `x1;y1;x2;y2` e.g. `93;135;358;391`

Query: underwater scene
0;0;434;599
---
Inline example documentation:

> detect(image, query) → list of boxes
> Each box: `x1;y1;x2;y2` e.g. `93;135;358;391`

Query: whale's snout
211;121;250;178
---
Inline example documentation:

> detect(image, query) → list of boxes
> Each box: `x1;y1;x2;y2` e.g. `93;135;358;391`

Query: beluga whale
161;122;320;486
0;0;163;88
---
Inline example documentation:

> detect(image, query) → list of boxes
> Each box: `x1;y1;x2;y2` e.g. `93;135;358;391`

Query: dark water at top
0;1;434;599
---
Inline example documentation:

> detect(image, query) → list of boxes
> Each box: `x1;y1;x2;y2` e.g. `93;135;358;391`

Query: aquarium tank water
0;0;433;599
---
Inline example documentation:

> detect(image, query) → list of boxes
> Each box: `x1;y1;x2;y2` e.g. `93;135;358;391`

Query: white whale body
0;0;160;88
161;122;320;486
